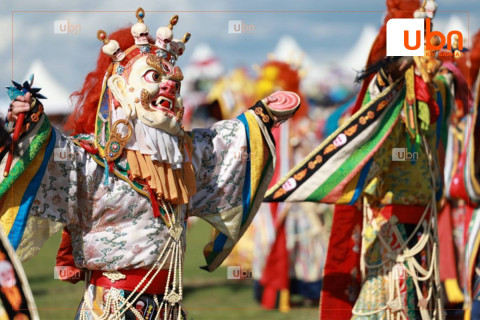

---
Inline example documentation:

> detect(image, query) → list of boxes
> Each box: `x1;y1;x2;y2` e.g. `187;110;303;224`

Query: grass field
23;219;319;320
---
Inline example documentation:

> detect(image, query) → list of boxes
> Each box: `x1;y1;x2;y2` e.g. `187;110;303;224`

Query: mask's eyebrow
146;54;166;75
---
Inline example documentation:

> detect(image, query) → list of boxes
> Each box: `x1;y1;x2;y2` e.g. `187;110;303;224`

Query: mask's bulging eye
143;70;161;83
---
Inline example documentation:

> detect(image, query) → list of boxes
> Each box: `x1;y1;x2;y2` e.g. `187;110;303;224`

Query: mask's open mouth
151;95;175;115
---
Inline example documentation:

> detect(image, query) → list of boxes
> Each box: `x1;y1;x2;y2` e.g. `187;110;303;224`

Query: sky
0;0;478;109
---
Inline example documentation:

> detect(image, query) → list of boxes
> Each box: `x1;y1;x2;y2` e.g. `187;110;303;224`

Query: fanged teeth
154;97;172;110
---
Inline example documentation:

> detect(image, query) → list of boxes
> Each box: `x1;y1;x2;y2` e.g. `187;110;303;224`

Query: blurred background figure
442;29;480;319
263;1;480;319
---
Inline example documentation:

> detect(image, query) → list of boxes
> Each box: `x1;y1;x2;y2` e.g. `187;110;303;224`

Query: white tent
272;35;361;95
183;43;224;82
23;60;72;115
272;35;330;87
273;35;311;67
341;25;378;76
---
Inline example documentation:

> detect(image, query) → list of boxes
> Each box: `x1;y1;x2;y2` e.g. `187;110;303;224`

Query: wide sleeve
0;115;99;258
189;110;276;271
28;129;99;225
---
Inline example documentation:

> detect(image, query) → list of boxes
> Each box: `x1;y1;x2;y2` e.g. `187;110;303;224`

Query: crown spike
182;33;191;44
97;30;109;44
136;7;146;23
168;15;179;30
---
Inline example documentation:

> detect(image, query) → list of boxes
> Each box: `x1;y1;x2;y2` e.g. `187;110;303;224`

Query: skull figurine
169;33;191;65
131;23;149;46
131;7;149;46
413;8;427;19
155;15;178;56
103;39;125;62
169;40;184;63
97;30;125;62
155;27;173;51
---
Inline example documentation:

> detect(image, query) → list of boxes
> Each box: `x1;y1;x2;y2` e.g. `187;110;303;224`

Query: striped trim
203;113;275;270
0;140;48;236
239;113;253;225
212;232;228;254
94;72;111;159
265;78;404;203
306;91;403;202
209;113;253;261
8;130;55;249
0;116;51;198
348;158;373;205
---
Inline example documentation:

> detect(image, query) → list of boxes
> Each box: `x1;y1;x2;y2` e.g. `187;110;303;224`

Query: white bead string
111;236;174;317
80;239;173;320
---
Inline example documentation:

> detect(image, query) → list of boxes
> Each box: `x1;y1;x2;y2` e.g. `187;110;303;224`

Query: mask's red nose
159;80;176;98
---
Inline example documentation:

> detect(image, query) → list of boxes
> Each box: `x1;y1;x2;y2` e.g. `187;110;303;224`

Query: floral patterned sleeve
189;119;248;218
188;111;276;270
30;128;100;225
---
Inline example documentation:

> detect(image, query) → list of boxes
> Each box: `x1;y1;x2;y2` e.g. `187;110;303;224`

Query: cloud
0;17;10;53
